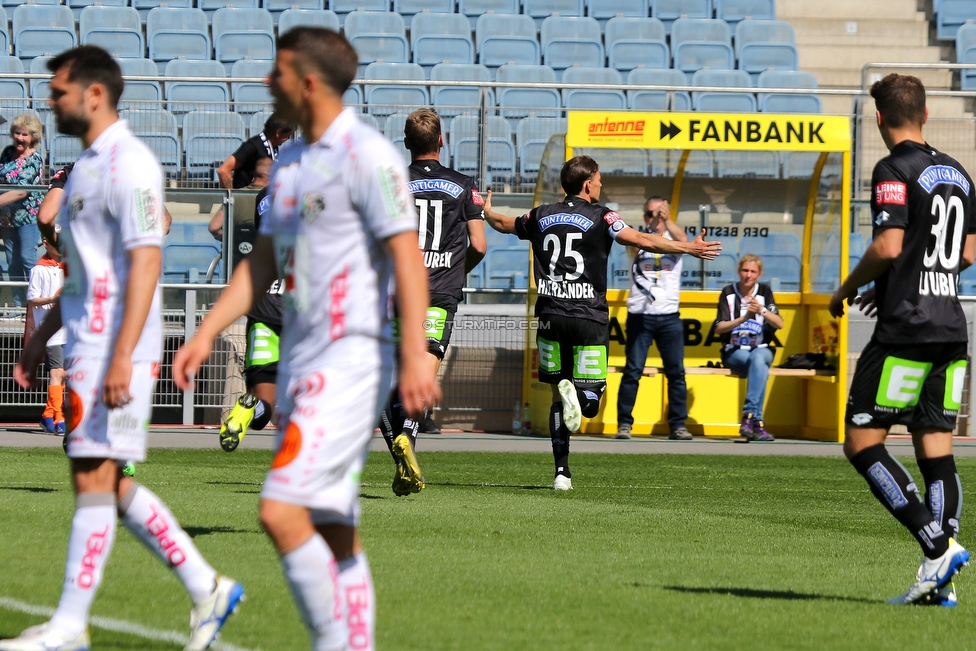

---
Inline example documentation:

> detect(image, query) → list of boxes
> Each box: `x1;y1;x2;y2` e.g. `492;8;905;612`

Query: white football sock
49;494;117;637
117;483;217;604
337;552;375;651
281;535;346;651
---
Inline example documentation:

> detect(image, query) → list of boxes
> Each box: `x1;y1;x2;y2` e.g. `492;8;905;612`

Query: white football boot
553;475;573;491
0;623;89;651
185;575;245;651
888;538;969;605
557;380;582;433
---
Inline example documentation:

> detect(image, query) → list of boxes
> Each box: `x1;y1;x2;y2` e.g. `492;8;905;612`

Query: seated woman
714;254;785;441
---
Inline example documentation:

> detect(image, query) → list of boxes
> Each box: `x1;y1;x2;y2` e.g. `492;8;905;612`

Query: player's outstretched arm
173;235;277;390
14;300;62;388
829;227;903;318
465;219;487;273
483;190;518;234
386;230;441;417
617;226;720;259
37;186;63;246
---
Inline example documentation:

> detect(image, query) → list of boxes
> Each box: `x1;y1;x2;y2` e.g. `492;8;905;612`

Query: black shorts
243;318;281;388
536;314;609;391
45;344;63;372
393;293;459;360
846;338;968;432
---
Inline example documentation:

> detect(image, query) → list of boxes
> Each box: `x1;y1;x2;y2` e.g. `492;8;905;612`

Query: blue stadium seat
485;246;530;289
395;0;453;16
431;63;494;117
496;64;561;118
166;222;216;245
540;16;604;74
812;255;841;293
516;115;565;182
959;261;976;295
459;0;519;28
735;19;798;80
358;113;381;132
606;17;669;73
0;7;7;58
627;67;691;111
27;56;52;113
683;150;714;177
562;67;626;110
578;147;648;175
0;56;27;115
212;8;275;69
133;0;192;20
652;0;712;33
762;253;802;291
13;4;76;60
937;0;976;40
183;111;246;180
957;23;976;89
163;243;222;284
691;68;756;112
198;0;259;14
364;62;429;117
68;0;126;21
715;0;775;26
780;151;822;178
344;11;409;66
118;58;163;111
739;232;800;257
45;113;84;169
672;18;734;77
164;59;229;117
147;8;211;63
450;113;516;186
231;59;273;114
79;6;143;59
587;0;649;24
262;0;324;20
123;108;181;178
523;0;584;27
411;11;475;69
757;69;820;113
475;13;540;70
715;151;779;178
343;84;363;110
278;8;340;33
849;232;865;257
332;0;388;15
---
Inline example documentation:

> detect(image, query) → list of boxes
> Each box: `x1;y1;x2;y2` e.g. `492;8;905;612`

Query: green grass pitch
0;448;973;650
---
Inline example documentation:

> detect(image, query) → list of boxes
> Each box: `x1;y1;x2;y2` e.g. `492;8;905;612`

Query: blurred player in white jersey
3;46;243;651
174;27;438;651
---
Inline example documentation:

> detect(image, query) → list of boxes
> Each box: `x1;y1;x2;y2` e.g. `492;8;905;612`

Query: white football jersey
57;120;164;362
27;262;66;346
260;108;417;376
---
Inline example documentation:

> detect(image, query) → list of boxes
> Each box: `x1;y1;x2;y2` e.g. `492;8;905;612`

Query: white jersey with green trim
261;108;417;374
56;119;165;362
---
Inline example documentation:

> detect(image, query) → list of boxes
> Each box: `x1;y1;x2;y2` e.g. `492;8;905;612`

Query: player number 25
924;194;965;270
543;232;585;282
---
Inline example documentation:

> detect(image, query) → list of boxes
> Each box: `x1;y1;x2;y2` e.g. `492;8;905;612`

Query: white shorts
261;356;395;526
63;356;159;462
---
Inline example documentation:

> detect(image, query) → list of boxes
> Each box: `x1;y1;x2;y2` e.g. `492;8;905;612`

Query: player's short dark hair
404;108;440;156
264;112;292;135
47;45;124;109
277;27;358;97
560;155;599;196
870;74;926;129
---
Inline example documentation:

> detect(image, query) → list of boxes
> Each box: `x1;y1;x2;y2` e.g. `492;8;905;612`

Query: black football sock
401;406;427;450
250;399;273;430
917;455;962;541
550;403;570;478
577;387;603;419
851;444;949;558
379;387;405;457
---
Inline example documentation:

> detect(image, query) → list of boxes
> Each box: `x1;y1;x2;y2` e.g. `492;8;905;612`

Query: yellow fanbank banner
566;111;851;152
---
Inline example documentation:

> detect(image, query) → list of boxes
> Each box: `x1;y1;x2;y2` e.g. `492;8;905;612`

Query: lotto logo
875;181;907;205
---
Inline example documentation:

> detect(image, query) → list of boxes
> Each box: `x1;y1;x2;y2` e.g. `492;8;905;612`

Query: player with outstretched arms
3;46;243;651
830;73;974;606
378;107;487;496
174;27;438;651
483;155;720;489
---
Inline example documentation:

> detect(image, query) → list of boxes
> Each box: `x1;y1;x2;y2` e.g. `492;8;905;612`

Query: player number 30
924;194;965;270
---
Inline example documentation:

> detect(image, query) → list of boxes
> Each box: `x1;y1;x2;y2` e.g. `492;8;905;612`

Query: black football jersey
246;186;284;327
408;160;484;301
515;195;629;324
871;140;976;344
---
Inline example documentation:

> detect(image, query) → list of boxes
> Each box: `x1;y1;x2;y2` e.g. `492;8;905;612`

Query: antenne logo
587;118;645;137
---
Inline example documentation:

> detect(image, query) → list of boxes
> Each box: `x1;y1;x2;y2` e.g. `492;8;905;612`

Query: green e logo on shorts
574;345;607;380
876;357;932;409
246;322;280;367
945;360;968;411
424;307;448;340
538;337;561;373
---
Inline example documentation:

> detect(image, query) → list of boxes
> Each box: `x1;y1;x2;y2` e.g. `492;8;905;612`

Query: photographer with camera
615;197;691;440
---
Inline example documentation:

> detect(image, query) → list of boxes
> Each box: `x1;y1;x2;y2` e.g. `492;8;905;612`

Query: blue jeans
724;346;775;420
1;222;40;307
616;312;687;431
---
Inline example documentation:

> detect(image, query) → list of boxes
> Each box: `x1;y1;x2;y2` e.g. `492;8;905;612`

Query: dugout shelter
522;110;852;442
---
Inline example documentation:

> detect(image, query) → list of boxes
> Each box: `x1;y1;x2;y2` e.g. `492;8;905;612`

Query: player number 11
416;198;444;251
